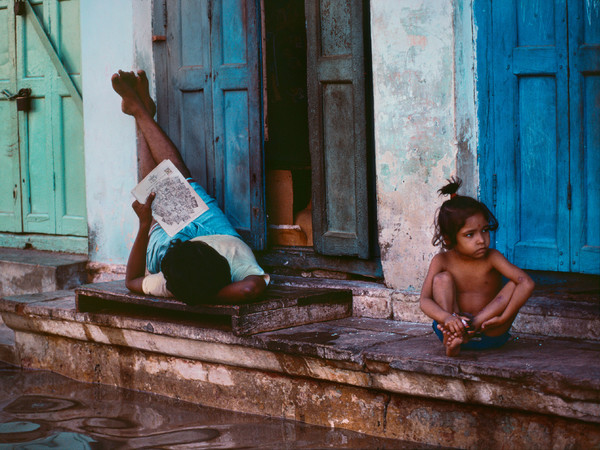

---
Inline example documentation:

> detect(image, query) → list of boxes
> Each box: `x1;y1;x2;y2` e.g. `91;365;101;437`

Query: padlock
14;1;25;16
16;96;31;112
16;88;31;112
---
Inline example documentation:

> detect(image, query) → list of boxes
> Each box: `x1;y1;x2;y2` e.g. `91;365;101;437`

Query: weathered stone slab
75;280;352;335
257;319;431;365
363;333;600;423
0;248;87;297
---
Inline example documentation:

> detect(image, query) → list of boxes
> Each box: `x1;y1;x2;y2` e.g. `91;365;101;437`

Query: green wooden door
0;1;21;232
0;0;86;239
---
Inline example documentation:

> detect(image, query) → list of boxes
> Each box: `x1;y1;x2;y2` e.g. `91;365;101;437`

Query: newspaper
131;159;208;237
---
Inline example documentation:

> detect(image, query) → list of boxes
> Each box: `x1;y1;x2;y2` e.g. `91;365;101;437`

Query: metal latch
14;1;25;16
1;88;32;112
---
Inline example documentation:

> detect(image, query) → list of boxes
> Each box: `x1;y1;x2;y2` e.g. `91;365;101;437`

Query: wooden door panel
306;0;370;258
19;100;55;234
0;1;21;232
569;0;600;274
322;83;360;240
53;0;86;236
512;76;563;265
17;1;55;234
55;94;86;235
492;0;570;271
169;0;213;188
211;0;263;248
162;0;264;249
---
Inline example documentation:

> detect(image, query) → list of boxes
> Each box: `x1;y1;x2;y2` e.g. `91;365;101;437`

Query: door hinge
492;174;497;207
567;182;572;210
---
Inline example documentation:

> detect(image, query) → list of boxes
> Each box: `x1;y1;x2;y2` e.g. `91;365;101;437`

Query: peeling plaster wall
370;0;458;291
454;0;479;197
81;1;153;264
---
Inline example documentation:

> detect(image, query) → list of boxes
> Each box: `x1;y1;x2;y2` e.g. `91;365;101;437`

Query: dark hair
432;177;498;249
161;239;231;305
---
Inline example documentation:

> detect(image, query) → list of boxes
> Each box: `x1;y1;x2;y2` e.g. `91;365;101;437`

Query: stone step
272;272;600;341
0;247;88;297
75;280;352;335
0;289;598;448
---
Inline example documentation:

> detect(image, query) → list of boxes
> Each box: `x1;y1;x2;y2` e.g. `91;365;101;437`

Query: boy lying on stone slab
112;70;269;305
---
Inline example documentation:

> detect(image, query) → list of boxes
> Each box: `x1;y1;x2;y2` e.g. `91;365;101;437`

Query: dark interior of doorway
263;0;313;248
259;0;381;281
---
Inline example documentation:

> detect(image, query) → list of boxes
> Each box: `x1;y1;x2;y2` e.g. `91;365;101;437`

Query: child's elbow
125;278;141;293
520;276;535;294
241;277;266;300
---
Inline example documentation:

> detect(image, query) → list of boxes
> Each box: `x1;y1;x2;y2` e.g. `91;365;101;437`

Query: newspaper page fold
131;160;208;237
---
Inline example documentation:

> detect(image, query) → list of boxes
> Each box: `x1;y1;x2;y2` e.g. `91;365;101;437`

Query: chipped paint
371;0;459;290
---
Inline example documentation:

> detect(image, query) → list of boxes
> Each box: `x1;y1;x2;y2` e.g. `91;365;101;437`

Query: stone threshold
0;288;599;448
272;275;600;341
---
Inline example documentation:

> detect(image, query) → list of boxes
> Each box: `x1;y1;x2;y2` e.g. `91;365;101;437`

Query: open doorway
259;0;380;279
263;0;313;248
154;0;380;278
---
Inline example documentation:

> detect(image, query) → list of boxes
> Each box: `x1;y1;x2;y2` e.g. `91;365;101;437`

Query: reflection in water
0;362;426;449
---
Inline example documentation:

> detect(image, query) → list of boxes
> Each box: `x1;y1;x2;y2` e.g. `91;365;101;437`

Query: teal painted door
0;1;21;232
482;0;599;274
159;0;263;249
0;0;86;238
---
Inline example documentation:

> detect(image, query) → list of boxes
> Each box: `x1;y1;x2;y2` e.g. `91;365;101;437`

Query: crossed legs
432;272;465;356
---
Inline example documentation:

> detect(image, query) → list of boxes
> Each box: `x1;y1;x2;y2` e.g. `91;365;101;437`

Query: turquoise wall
81;0;138;264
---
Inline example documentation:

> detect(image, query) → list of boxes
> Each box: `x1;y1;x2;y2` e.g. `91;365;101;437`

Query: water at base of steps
0;362;436;449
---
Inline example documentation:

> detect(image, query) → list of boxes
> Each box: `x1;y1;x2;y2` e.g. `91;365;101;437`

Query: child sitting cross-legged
419;177;535;356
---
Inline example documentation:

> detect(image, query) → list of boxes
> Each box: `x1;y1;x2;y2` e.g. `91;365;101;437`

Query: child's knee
433;271;454;289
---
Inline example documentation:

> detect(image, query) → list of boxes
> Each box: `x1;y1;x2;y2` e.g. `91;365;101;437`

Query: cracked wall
371;0;474;291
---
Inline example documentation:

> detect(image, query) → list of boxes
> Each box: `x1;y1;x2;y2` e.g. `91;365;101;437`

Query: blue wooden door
568;0;600;274
0;0;86;240
160;0;264;249
483;0;599;274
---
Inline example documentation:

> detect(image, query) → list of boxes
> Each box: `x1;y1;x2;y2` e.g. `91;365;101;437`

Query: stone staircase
0;247;598;448
0;247;88;297
0;247;88;364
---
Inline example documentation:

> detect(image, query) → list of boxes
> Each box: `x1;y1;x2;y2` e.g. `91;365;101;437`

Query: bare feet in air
111;70;156;117
134;70;156;117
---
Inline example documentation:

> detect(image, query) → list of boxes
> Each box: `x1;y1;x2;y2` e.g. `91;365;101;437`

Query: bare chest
441;254;502;296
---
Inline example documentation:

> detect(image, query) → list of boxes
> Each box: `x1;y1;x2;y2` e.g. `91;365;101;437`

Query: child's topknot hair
432;176;498;249
161;239;231;305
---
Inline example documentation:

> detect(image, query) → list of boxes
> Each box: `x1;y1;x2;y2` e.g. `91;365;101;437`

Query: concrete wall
81;0;154;265
370;0;462;291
